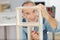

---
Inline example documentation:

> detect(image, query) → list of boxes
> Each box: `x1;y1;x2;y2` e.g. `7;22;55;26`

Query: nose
30;13;35;19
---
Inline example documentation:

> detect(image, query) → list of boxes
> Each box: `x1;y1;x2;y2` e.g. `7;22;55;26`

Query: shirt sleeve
44;19;60;32
55;22;60;32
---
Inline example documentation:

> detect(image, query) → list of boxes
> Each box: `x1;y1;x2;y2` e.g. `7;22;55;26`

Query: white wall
0;0;8;3
0;0;29;11
53;0;60;22
9;0;28;11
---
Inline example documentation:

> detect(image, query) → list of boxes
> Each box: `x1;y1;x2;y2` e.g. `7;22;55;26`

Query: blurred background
0;0;60;40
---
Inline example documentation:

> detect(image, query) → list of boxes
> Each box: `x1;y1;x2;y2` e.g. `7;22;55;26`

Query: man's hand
37;4;49;19
37;4;57;29
31;31;39;40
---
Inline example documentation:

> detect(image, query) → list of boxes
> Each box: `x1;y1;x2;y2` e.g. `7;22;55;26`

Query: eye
26;12;30;15
33;10;36;13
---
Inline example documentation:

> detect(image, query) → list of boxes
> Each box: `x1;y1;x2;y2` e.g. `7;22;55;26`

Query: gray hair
22;1;35;6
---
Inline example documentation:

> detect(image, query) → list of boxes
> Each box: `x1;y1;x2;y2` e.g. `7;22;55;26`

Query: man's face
22;3;38;22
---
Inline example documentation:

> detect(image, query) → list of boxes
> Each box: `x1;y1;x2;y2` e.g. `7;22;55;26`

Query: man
22;1;60;40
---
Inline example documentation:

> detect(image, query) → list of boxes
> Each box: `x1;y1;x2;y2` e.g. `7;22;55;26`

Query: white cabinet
0;12;16;40
0;12;16;26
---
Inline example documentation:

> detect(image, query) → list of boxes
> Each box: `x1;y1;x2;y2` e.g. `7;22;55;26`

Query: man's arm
37;4;57;29
46;14;57;29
